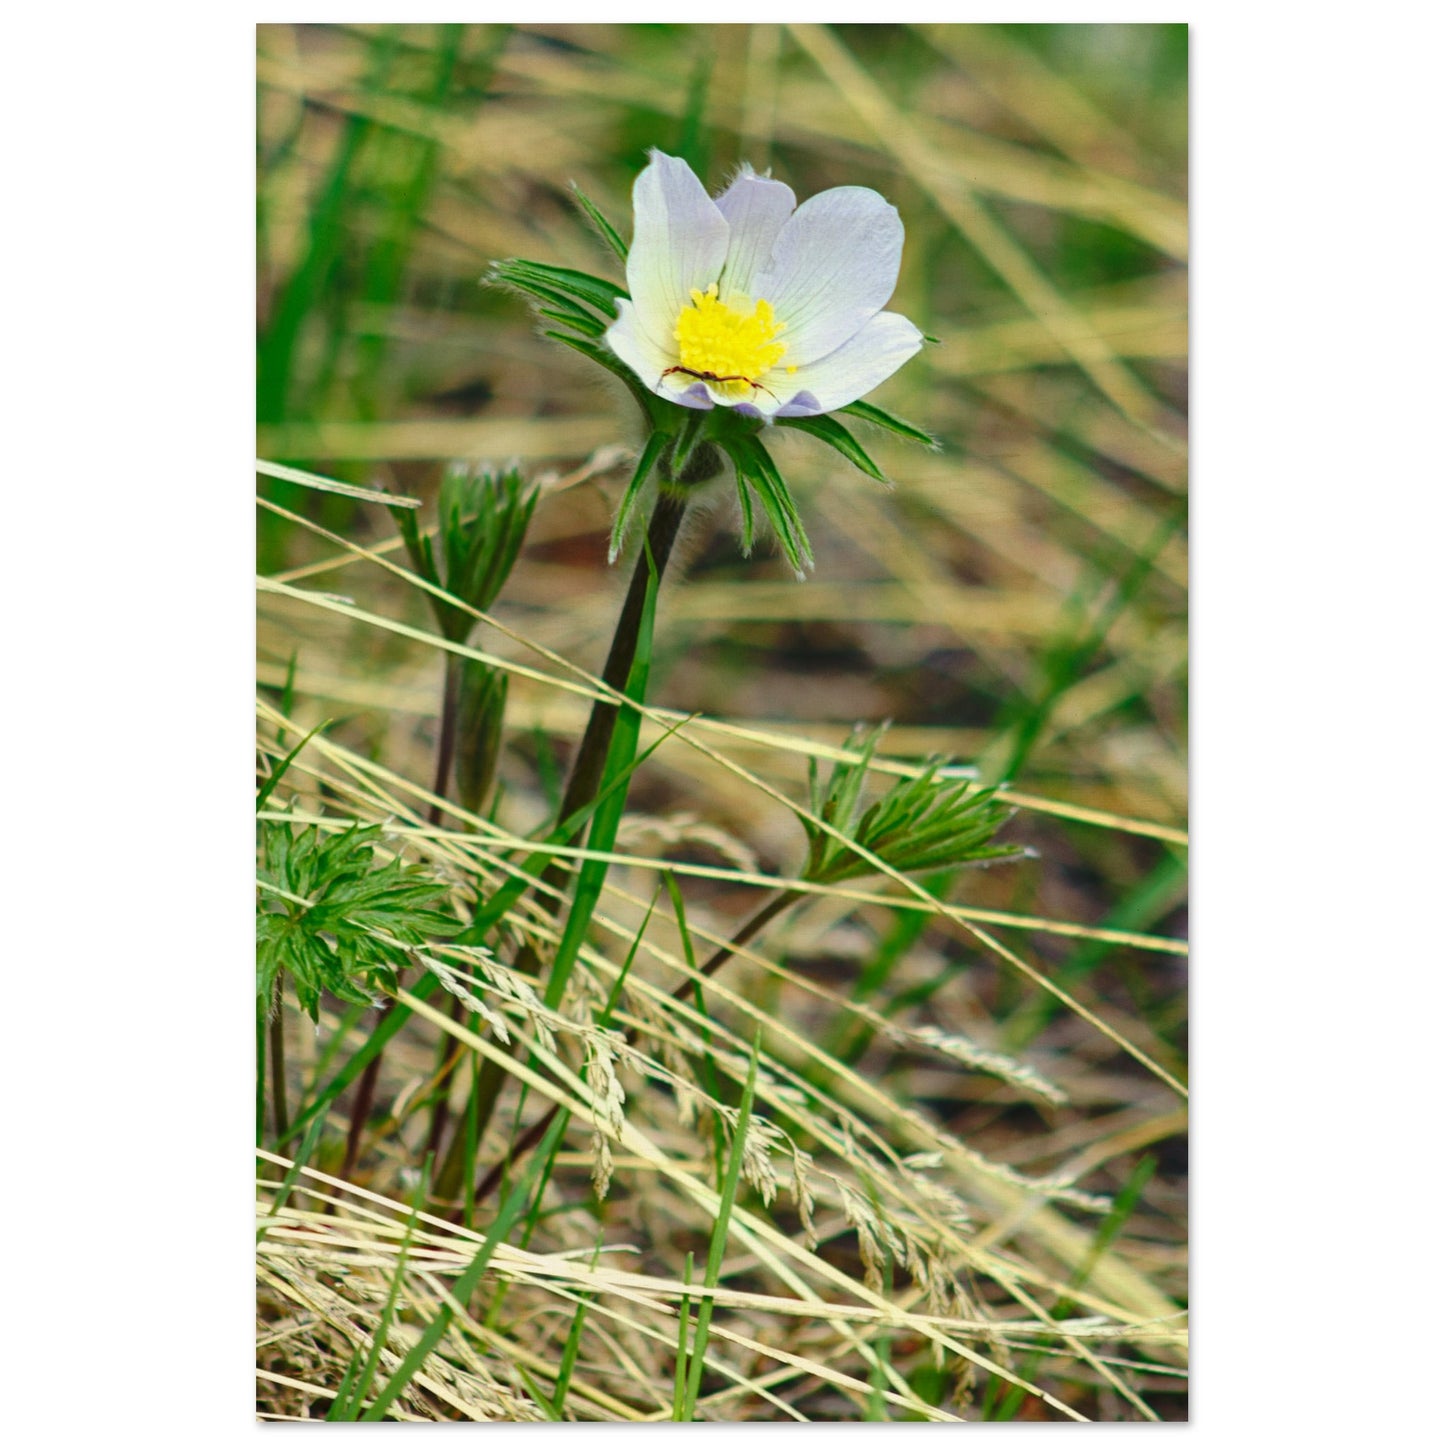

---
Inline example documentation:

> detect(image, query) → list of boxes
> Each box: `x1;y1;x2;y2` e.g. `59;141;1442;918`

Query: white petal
714;165;797;300
625;151;729;356
754;186;905;367
757;311;924;417
606;299;712;406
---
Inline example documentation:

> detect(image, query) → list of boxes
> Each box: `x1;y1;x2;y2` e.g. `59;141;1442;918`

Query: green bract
395;465;539;644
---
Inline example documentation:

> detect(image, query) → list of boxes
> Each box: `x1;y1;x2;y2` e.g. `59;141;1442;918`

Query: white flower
606;151;924;422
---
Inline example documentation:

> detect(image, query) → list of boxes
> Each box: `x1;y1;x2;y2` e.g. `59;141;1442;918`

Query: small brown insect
659;365;779;402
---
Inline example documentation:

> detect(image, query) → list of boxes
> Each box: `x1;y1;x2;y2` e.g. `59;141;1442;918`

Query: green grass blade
256;719;330;813
988;1153;1159;1421
680;1036;761;1420
993;494;1187;782
344;1159;434;1418
257;1111;327;1243
1006;849;1187;1045
671;1251;696;1421
674;51;713;180
514;1363;563;1420
359;1109;569;1420
663;872;726;1184
452;714;688;948
551;1239;604;1414
324;1346;367;1421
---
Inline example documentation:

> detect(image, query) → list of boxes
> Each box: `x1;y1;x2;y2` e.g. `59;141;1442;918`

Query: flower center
672;283;787;398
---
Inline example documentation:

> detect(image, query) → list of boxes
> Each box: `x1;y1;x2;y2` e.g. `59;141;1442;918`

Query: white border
8;9;1442;1436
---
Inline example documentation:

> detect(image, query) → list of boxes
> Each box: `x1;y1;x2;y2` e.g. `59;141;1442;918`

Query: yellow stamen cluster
672;283;787;398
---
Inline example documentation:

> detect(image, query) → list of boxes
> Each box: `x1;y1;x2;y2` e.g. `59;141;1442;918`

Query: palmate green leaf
808;727;881;852
256;821;460;1022
801;728;1025;885
394;500;438;594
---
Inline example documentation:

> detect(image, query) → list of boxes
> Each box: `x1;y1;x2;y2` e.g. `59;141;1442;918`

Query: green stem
548;484;690;863
434;467;702;1205
429;655;463;828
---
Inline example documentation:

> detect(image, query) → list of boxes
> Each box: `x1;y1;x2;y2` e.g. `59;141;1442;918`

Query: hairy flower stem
463;885;802;1212
434;458;706;1204
547;486;690;861
341;656;463;1183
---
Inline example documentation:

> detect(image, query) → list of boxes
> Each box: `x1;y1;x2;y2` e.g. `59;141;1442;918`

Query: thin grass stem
467;885;800;1209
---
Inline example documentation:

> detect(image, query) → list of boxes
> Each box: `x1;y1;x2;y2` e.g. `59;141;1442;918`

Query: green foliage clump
257;821;461;1021
802;729;1027;885
396;464;539;643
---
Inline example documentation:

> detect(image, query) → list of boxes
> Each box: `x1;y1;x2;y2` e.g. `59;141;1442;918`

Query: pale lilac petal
625;151;729;355
606;299;702;404
752;311;924;418
753;186;905;367
714;165;797;300
670;381;715;410
773;390;825;419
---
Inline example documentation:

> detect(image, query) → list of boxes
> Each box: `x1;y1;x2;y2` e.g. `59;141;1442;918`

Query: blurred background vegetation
258;22;1186;1422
